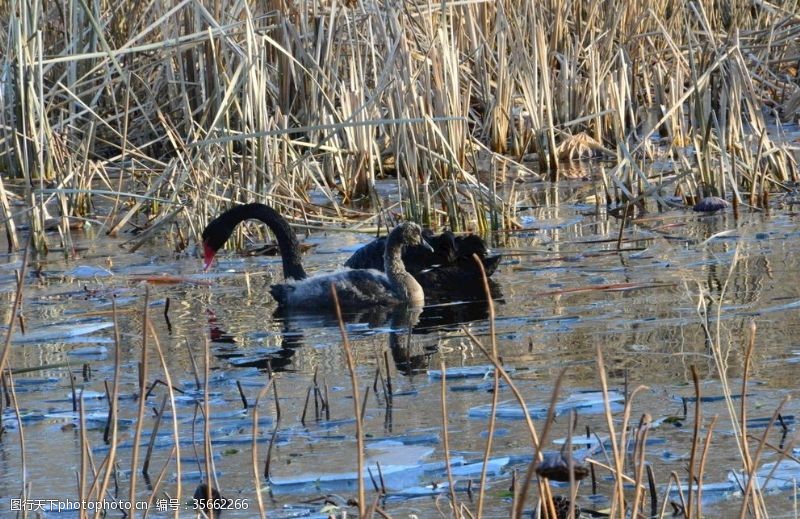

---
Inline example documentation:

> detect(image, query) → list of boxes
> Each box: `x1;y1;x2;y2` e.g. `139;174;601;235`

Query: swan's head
394;222;434;251
455;234;490;257
423;230;458;264
201;218;235;271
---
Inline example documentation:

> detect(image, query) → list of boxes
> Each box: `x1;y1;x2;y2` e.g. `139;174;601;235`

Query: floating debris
450;456;509;477
67;346;109;356
469;390;625;420
428;365;514;380
731;459;800;491
60;390;106;400
679;393;750;403
535;452;590;482
128;274;213;286
450;381;502;392
365;433;440;446
389;482;450;498
556;132;615;160
44;410;135;427
552;434;607;449
67;265;114;278
225;347;284;367
693;196;730;212
12;321;113;344
270;444;435;493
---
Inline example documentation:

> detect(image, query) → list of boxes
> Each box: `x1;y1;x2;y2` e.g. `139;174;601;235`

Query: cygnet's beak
421;238;435;253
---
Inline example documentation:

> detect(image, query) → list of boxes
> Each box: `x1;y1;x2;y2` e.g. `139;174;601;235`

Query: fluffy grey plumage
271;221;428;309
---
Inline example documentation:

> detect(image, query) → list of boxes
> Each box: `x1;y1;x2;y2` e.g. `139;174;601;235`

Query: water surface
1;184;800;517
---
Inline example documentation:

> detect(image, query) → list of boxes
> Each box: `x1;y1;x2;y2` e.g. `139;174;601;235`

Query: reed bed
0;0;798;253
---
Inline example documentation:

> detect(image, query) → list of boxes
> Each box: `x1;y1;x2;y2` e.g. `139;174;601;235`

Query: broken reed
0;0;798;252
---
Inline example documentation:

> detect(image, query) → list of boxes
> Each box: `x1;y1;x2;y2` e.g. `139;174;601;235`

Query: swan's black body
202;204;429;310
344;230;501;288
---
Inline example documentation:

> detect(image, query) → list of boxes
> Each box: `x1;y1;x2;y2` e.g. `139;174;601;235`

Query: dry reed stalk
738;397;792;519
145;321;183;516
629;414;652;517
78;390;89;519
462;327;543;446
331;284;366;516
686;366;702;518
594;346;626;517
474;256;498;518
6;373;28;516
616;385;651;511
142;395;168;476
695;414;719;519
0;246;30;511
91;297;122;514
690;253;731;372
0;238;29;375
565;411;578;519
740;321;757;471
127;287;151;517
251;378;275;519
438;361;460;516
201;336;220;517
461;309;556;519
143;445;177;518
0;174;19;250
665;470;689;517
5;0;800;247
693;245;770;516
514;370;564;519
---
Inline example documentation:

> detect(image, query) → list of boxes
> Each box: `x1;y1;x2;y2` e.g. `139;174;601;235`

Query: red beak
203;242;216;271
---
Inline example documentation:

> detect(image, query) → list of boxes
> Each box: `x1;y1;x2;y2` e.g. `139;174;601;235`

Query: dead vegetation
0;0;798;254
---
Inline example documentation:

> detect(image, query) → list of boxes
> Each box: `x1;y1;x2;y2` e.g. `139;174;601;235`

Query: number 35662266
191;499;248;510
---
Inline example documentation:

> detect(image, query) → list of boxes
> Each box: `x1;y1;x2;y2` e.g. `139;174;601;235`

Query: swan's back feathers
344;231;456;274
416;254;502;288
270;269;400;309
344;229;501;286
343;238;385;270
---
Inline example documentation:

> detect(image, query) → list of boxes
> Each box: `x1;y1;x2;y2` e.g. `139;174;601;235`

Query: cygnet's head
392;222;434;251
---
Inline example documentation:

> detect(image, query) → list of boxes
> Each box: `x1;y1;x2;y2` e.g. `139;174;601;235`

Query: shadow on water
207;279;504;375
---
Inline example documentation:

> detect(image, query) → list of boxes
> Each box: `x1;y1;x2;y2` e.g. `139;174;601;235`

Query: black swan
344;229;501;287
201;204;431;309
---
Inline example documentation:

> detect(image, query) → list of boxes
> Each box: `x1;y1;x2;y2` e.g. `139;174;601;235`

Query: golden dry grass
0;0;797;252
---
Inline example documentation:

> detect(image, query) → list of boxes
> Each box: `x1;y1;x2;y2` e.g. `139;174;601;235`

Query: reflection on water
1;188;800;516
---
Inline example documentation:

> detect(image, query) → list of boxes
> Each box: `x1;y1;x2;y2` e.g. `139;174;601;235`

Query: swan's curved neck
227;204;307;280
383;235;406;280
384;229;424;305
